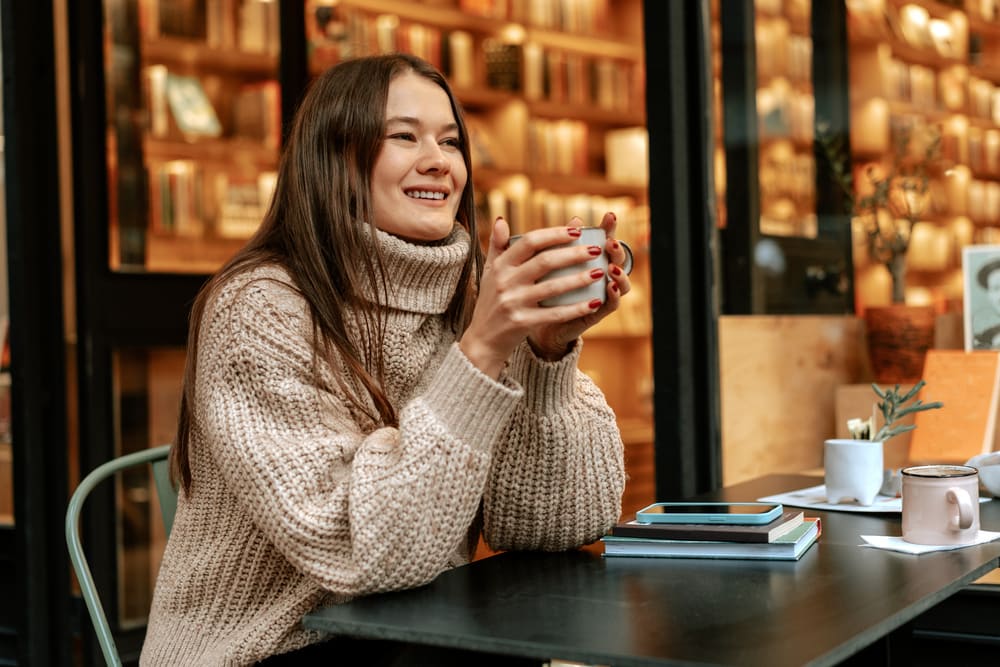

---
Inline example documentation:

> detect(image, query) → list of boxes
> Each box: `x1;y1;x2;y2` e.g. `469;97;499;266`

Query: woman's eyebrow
385;115;458;132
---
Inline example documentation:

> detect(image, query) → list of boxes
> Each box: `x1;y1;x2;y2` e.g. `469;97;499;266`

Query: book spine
609;526;768;543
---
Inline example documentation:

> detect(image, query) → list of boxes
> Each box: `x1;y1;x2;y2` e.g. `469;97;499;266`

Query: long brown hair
172;54;481;492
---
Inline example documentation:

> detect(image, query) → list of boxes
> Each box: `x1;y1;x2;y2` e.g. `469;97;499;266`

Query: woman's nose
418;144;450;174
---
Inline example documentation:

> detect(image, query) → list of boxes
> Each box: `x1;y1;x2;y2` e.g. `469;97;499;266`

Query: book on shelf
442;30;474;88
484;39;522;92
157;0;207;40
231;80;281;149
609;509;805;544
237;0;279;55
605;127;650;186
165;73;222;138
152;160;205;237
601;517;821;561
144;65;170;138
460;0;507;20
207;0;237;50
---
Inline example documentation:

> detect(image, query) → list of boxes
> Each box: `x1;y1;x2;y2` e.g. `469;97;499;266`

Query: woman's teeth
407;191;446;200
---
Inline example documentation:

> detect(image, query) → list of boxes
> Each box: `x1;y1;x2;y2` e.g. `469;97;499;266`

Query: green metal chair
65;445;176;667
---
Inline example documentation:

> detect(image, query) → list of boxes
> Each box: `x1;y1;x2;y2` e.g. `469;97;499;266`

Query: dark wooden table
303;474;1000;666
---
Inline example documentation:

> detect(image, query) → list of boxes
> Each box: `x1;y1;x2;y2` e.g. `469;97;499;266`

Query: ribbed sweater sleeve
196;277;522;597
482;339;625;551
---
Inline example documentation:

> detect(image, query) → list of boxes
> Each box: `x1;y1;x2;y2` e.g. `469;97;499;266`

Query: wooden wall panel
719;315;869;485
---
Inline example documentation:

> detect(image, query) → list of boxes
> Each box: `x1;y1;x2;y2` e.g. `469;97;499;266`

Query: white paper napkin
859;530;1000;554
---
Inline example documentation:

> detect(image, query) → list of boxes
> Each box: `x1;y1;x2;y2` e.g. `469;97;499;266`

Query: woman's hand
458;212;631;378
526;212;631;360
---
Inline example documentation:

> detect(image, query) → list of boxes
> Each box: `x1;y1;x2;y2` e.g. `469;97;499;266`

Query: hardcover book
166;74;222;138
601;518;821;561
609;509;805;544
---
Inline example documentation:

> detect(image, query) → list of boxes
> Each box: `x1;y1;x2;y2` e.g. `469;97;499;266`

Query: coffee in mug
901;464;980;545
510;227;633;307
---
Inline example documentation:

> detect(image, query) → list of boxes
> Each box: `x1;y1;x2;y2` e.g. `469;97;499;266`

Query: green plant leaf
899;380;925;402
869;381;942;443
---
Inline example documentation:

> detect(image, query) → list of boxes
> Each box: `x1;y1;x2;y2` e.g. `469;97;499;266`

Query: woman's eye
441;137;462;149
389;132;416;141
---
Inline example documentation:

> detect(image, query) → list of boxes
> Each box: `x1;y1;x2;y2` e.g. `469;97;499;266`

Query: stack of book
601;509;821;561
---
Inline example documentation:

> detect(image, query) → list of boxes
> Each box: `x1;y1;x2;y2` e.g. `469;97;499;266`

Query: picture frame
962;244;1000;351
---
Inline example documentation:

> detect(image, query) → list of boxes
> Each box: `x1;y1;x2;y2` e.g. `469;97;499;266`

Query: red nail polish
611;282;620;292
588;245;602;256
496;216;503;221
612;266;622;276
588;298;602;309
613;240;620;250
590;268;605;279
568;227;582;237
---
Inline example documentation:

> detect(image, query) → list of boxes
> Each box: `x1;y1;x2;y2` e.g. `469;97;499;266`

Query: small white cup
824;438;884;506
510;227;633;307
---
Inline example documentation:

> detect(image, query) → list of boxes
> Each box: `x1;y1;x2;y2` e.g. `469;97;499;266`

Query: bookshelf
753;0;817;239
142;36;278;74
105;0;282;273
845;0;1000;312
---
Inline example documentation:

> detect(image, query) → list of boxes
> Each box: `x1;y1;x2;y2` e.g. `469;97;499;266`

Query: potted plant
817;120;941;383
826;380;943;505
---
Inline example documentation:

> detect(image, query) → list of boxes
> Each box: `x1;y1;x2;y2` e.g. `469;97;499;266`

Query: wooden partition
718;315;870;485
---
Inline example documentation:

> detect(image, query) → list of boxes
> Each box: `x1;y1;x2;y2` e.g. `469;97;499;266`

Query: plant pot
824;438;884;506
863;304;936;384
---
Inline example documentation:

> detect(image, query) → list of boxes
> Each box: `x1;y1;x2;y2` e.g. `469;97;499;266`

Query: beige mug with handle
509;227;633;307
901;464;980;545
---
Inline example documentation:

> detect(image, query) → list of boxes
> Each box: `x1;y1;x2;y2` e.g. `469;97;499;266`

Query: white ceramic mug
901;464;980;545
510;227;633;307
824;438;884;506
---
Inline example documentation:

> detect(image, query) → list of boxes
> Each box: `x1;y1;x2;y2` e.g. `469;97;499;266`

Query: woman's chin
383;221;456;245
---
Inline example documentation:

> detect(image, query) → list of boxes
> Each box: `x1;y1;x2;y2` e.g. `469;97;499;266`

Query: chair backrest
65;445;175;667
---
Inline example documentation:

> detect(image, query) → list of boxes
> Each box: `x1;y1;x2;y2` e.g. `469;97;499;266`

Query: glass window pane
113;347;184;627
104;0;281;274
755;0;816;238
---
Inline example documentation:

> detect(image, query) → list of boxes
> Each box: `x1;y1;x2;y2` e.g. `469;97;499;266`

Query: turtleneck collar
359;223;472;314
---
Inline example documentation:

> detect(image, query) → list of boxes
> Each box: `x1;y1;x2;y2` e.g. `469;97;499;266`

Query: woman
141;53;628;666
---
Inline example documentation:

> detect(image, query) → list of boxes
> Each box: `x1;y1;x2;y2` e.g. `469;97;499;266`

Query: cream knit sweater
140;225;625;666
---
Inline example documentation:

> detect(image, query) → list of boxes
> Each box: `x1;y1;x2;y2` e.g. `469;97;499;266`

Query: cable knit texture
140;224;625;666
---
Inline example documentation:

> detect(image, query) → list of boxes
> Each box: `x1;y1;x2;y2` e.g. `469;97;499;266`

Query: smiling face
370;71;468;243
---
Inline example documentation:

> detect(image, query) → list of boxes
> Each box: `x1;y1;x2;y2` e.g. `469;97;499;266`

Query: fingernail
589;268;605;279
613;240;620;250
568;227;582;237
611;282;619;292
609;212;617;222
587;245;602;256
496;216;504;222
588;299;602;309
612;265;622;276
